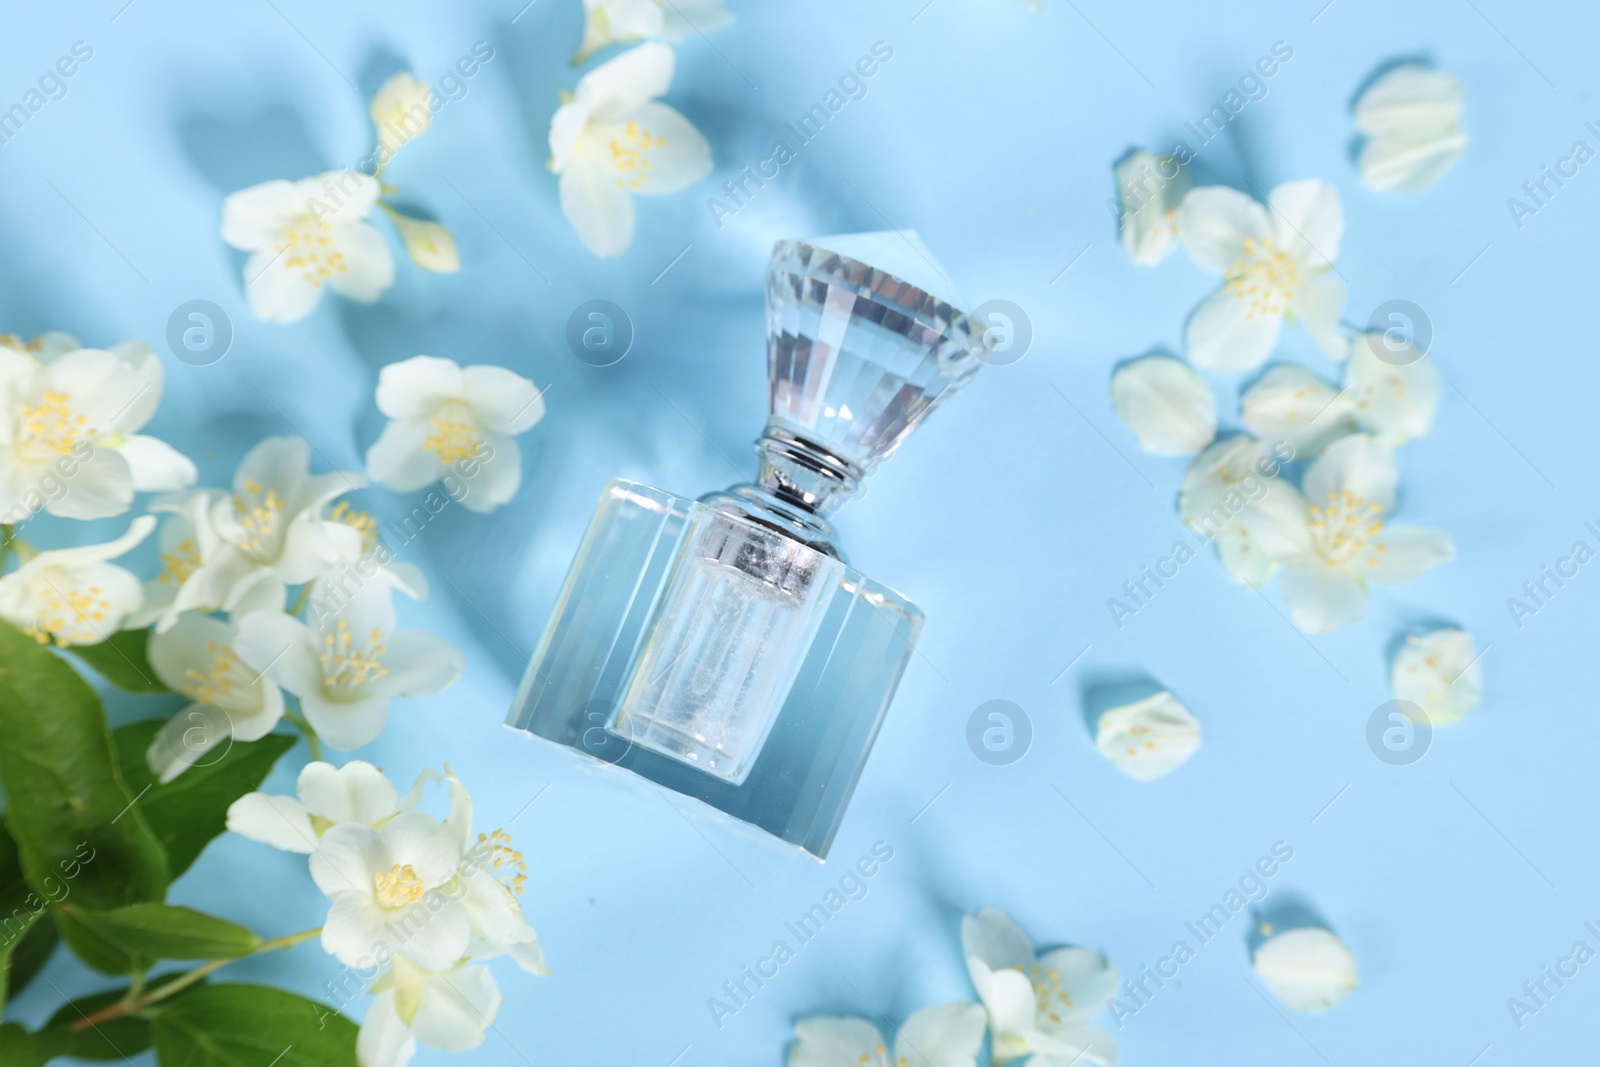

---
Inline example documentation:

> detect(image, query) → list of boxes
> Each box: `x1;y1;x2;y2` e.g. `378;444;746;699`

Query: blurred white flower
311;811;471;971
0;331;83;362
574;0;734;63
1177;180;1347;372
0;516;152;645
1095;690;1201;781
548;43;712;257
1115;151;1190;266
434;766;546;974
326;500;429;602
358;956;501;1067
790;1003;987;1067
962;907;1119;1066
1354;65;1466;194
1253;926;1359;1012
1391;628;1481;725
222;172;395;323
0;340;196;522
228;759;417;853
385;212;460;274
371;72;433;162
1110;355;1215;455
365;355;544;514
1241;338;1440;455
1261;434;1454;633
235;580;462;751
145;612;286;782
146;437;364;630
1179;434;1305;588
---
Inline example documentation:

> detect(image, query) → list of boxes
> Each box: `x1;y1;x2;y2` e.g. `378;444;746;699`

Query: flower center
181;640;253;704
1030;964;1074;1025
15;389;95;463
158;538;200;585
608;119;665;192
330;501;379;553
23;574;108;646
279;217;350;288
373;863;424;907
1224;236;1299;321
477;828;528;895
319;619;389;695
231;481;286;562
1307;489;1386;568
422;402;481;465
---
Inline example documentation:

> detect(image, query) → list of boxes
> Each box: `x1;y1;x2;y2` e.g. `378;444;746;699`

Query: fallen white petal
1095;691;1201;781
1110;355;1216;455
1254;927;1359;1012
1391;628;1480;725
1354;65;1466;194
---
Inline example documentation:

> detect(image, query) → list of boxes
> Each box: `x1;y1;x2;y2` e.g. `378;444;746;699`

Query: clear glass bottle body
506;480;922;859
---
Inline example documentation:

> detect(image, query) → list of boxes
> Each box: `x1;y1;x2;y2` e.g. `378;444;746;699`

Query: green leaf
112;720;295;879
6;919;58;1001
59;903;260;961
0;1022;52;1067
0;621;169;913
0;823;59;1006
54;907;138;976
150;984;357;1066
40;987;153;1062
63;629;171;694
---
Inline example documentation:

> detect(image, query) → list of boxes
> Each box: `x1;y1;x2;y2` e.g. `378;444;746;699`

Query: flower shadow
1077;670;1166;741
1246;892;1335;956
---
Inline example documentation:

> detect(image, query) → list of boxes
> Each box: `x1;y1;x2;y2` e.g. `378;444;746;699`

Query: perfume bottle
507;232;985;859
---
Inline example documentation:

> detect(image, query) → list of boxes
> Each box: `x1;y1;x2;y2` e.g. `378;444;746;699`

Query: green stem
284;708;322;762
0;524;11;572
287;582;314;616
69;927;323;1030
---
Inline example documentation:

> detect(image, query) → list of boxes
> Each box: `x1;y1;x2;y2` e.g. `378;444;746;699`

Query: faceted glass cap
764;232;983;480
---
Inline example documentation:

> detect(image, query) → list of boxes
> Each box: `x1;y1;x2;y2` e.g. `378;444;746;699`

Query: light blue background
4;0;1598;1064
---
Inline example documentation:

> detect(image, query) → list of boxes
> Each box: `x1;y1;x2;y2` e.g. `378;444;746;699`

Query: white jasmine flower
221;171;396;324
1241;338;1440;455
1391;628;1480;725
365;356;544;515
1115;151;1190;265
1109;355;1215;455
0;340;196;521
228;759;414;853
1262;434;1454;633
310;811;471;971
234;580;462;751
358;956;501;1067
1176;180;1347;372
371;72;433;162
1238;364;1354;456
574;0;734;63
790;1002;987;1067
1179;434;1306;588
961;907;1119;1067
548;43;713;258
149;437;365;630
0;516;153;645
1354;65;1466;194
433;766;545;974
326;500;429;602
1253;926;1359;1012
145;612;286;782
1095;690;1201;781
0;331;83;362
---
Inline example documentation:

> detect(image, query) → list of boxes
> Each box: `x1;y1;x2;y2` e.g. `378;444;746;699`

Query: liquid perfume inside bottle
506;232;984;859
